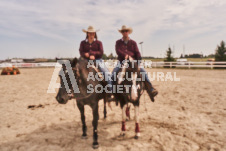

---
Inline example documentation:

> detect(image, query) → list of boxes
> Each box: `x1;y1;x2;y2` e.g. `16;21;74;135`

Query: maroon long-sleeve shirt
115;38;141;62
79;39;103;59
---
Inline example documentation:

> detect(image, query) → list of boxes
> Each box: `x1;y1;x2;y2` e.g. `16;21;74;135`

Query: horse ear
56;58;68;69
71;57;78;67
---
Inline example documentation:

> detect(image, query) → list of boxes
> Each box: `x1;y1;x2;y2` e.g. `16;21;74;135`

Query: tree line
165;40;226;62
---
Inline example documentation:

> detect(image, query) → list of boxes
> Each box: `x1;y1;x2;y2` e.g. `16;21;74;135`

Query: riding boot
144;81;158;102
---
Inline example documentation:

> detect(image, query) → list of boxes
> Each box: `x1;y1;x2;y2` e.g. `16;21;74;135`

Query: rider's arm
89;41;103;59
79;41;87;58
116;40;126;58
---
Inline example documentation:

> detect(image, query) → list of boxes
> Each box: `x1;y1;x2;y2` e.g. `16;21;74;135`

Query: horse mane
71;57;105;101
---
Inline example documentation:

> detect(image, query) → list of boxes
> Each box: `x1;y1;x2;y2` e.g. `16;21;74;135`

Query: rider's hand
125;55;129;59
85;53;89;58
90;55;95;60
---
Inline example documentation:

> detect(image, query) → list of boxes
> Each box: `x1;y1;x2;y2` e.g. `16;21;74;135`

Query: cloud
0;0;226;59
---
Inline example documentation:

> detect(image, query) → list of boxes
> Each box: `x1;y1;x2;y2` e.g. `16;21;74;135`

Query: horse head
55;57;78;104
56;57;104;104
117;57;142;101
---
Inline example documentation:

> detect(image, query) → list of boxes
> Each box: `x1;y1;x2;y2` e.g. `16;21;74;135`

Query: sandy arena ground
0;68;226;151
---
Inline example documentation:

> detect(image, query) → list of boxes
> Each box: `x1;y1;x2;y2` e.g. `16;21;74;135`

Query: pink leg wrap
135;123;140;133
121;121;126;131
126;107;130;119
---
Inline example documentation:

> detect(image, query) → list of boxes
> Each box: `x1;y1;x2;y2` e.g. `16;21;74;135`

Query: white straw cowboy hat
118;25;133;34
82;26;99;33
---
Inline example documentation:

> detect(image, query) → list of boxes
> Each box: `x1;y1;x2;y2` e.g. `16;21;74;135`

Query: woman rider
79;26;112;93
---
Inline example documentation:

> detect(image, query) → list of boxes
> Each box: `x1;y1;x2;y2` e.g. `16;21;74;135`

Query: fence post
189;62;191;69
211;62;213;69
170;62;172;68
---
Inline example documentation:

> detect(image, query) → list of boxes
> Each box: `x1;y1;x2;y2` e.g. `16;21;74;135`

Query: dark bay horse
112;57;144;139
56;57;110;149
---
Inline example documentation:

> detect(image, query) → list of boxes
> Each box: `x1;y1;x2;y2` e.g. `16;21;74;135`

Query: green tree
180;54;184;58
108;53;114;59
102;53;108;60
215;41;226;61
165;47;175;61
207;54;215;58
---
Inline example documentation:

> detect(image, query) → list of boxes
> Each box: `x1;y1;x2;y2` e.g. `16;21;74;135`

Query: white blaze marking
118;62;127;84
131;73;138;101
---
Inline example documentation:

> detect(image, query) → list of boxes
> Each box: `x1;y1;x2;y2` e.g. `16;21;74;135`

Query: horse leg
134;105;140;139
103;95;107;119
121;104;127;136
77;103;87;139
92;104;99;149
126;105;130;121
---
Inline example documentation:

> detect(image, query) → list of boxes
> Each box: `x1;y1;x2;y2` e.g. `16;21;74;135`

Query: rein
73;92;94;100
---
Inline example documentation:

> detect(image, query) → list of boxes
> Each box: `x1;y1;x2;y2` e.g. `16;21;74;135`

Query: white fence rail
0;61;226;69
150;61;226;69
0;62;57;68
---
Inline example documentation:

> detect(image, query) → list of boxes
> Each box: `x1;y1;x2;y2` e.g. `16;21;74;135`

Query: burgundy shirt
115;38;141;62
79;39;103;59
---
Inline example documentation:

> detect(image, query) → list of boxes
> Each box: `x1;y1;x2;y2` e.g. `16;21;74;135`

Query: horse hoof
81;135;88;139
119;131;126;137
92;142;99;149
134;133;140;139
134;135;139;139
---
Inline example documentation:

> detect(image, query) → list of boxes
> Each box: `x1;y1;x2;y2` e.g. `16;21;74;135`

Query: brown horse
56;57;110;149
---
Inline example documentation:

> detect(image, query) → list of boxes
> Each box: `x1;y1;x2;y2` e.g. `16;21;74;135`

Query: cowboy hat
118;25;133;34
82;26;99;33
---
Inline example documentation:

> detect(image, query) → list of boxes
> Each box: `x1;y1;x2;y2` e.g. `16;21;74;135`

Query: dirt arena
0;68;225;151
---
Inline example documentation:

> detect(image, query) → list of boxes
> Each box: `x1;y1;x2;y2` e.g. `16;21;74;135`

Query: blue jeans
111;61;153;87
96;59;112;91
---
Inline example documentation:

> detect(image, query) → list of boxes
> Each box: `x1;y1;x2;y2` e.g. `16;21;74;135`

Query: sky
0;0;226;60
